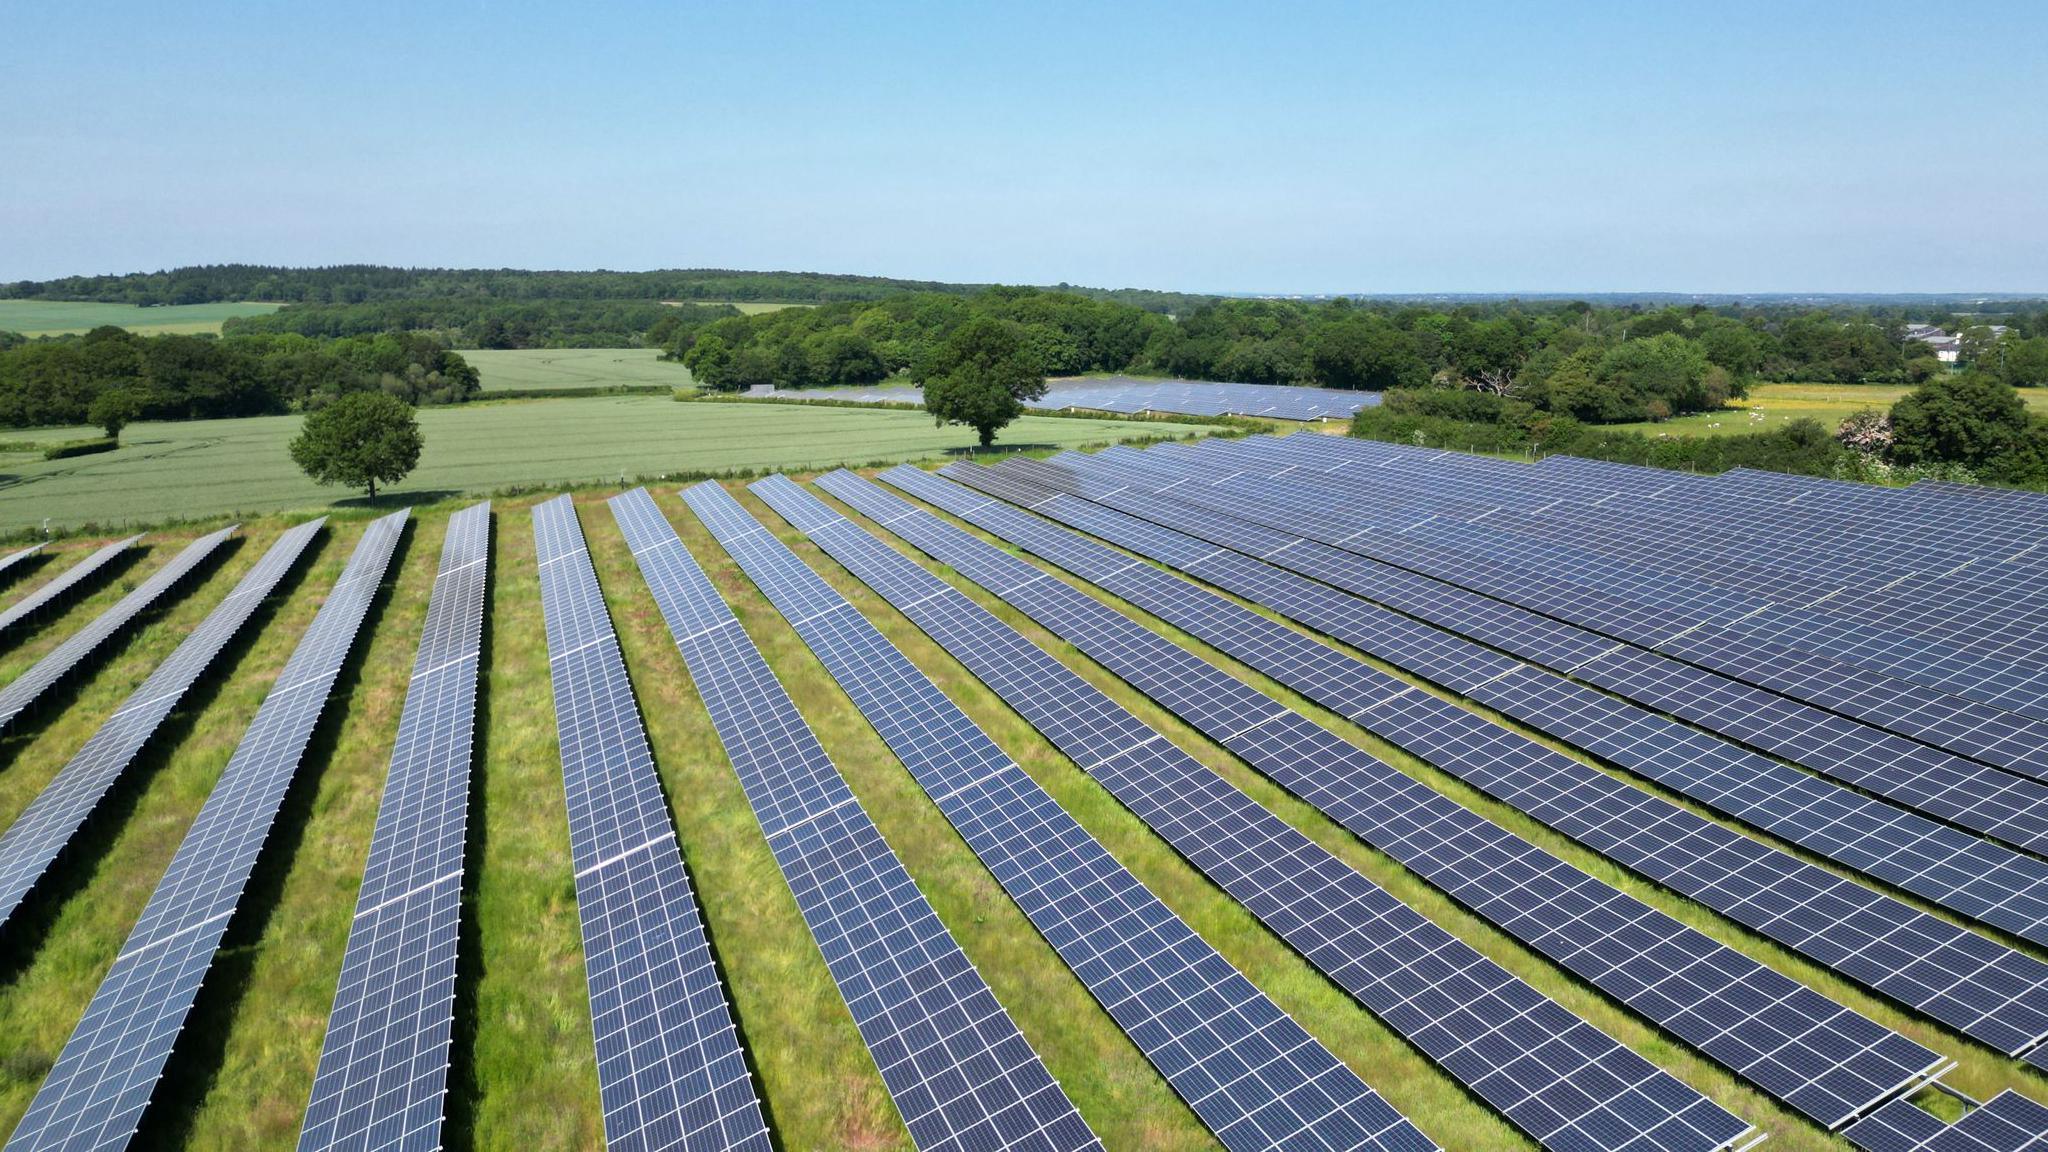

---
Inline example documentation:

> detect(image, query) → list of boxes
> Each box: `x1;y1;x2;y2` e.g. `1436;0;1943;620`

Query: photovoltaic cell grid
1205;434;2048;783
0;524;238;733
0;520;309;933
895;463;2048;1067
683;479;1431;1152
821;469;1945;1134
0;543;43;580
299;501;490;1152
769;472;1760;1151
1845;1090;2048;1152
1024;376;1380;421
618;487;1104;1152
0;536;136;638
530;494;771;1152
4;510;403;1152
1028;442;2048;861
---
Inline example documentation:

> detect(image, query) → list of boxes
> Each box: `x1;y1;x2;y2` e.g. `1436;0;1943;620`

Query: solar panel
675;481;1431;1152
298;502;490;1152
530;494;771;1152
806;470;1958;1135
1020;377;1379;422
0;543;43;582
0;525;238;734
0;519;316;933
1845;1091;2048;1152
1021;447;2048;860
614;489;1105;1152
0;536;137;640
762;473;1765;1150
4;510;404;1152
882;463;2048;1068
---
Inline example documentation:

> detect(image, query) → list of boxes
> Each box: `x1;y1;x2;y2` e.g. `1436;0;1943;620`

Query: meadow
1613;380;2048;437
0;300;282;336
0;398;1205;532
2;478;2038;1150
464;347;693;391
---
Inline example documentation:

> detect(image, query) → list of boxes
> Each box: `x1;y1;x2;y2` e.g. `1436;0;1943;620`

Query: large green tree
920;317;1045;447
288;391;423;500
1889;373;2032;469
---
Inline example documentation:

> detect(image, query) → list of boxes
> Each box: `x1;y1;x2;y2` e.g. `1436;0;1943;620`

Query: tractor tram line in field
2;435;2047;1151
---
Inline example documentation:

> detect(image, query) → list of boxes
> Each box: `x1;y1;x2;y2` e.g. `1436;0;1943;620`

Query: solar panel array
890;463;2048;1069
1022;441;2048;861
0;525;238;733
299;502;490;1152
0;542;44;582
5;510;403;1152
530;494;771;1152
815;469;1956;1133
0;536;135;639
679;480;1431;1152
994;452;2048;940
762;473;1759;1150
0;520;315;933
1025;376;1380;421
1845;1090;2048;1152
619;489;1104;1152
1197;434;2048;784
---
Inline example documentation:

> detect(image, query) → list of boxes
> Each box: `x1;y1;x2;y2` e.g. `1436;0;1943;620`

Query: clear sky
3;1;2044;293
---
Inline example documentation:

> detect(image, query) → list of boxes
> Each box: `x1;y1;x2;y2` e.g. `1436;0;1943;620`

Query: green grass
464;347;694;392
668;301;813;315
0;397;1207;532
1611;380;2048;437
0;300;282;337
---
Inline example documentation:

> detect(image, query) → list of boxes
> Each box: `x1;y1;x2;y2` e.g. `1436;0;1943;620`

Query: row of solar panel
903;463;2048;1065
3;469;2036;1151
1024;377;1381;422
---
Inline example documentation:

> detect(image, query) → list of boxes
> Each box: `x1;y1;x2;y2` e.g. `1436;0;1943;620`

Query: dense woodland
221;298;737;348
0;327;477;429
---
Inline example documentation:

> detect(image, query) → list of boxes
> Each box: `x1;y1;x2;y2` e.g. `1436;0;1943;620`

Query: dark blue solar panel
764;473;1762;1150
882;463;2048;1067
5;510;404;1152
612;488;1097;1152
0;520;314;933
0;525;238;733
1845;1091;2048;1152
531;495;771;1152
0;535;138;640
299;502;491;1152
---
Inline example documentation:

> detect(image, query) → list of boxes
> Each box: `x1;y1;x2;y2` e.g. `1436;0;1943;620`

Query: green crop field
0;300;283;336
667;300;812;315
1612;381;2048;438
464;347;695;391
1;477;2037;1150
0;396;1206;532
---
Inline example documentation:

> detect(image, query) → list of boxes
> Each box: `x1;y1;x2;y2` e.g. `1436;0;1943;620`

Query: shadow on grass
128;519;413;1150
444;513;494;1151
332;489;466;512
0;538;239;775
0;532;291;989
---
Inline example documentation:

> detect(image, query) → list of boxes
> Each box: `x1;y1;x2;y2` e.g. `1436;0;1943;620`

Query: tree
1889;373;2030;469
920;317;1045;448
2002;337;2048;389
89;387;146;440
288;391;422;500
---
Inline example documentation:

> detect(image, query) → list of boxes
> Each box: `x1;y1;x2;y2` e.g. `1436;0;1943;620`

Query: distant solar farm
761;374;1384;422
3;433;2045;1152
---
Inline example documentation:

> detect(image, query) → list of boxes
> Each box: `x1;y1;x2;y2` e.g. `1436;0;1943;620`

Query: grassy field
668;300;812;315
1613;381;2048;437
1;478;2039;1150
0;300;282;337
0;398;1206;532
463;347;694;392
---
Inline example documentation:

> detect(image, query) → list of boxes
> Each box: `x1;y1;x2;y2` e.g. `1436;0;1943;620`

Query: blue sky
3;1;2044;292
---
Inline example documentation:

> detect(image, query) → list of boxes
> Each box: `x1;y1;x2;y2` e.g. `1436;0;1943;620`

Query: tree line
0;326;478;431
221;298;736;349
